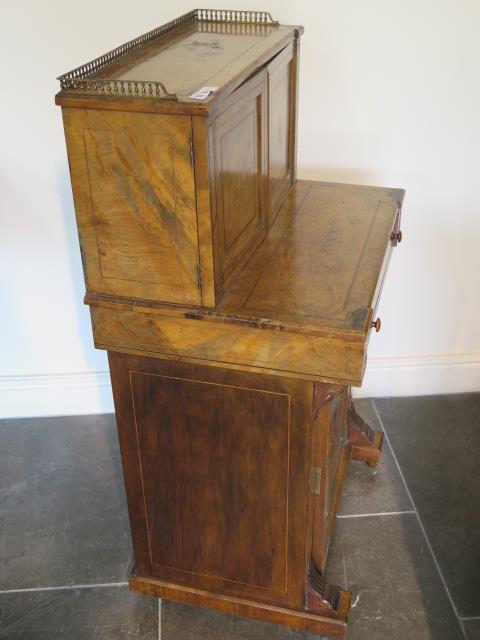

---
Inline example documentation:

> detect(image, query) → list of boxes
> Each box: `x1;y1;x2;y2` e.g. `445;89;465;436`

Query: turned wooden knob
371;318;382;332
391;229;403;244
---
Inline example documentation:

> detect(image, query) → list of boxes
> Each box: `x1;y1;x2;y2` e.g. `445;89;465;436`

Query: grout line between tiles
159;598;162;639
372;401;468;639
460;615;480;621
0;581;128;595
337;510;416;518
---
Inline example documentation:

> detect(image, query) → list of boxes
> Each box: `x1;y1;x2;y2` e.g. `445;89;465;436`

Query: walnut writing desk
56;10;404;638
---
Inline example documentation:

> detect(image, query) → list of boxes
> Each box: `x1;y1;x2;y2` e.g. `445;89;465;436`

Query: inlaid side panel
62;108;202;305
267;43;295;222
130;371;290;591
211;71;268;288
109;353;314;607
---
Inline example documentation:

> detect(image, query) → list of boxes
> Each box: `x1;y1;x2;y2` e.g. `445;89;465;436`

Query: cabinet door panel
267;43;295;222
109;352;313;607
63;109;202;306
211;71;268;288
131;370;289;591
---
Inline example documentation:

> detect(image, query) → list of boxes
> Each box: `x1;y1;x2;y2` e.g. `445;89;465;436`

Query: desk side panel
108;352;313;608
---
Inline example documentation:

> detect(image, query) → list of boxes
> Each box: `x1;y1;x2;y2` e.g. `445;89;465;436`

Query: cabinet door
267;43;296;222
324;392;349;523
63;109;202;306
211;71;268;289
109;352;313;608
309;385;349;572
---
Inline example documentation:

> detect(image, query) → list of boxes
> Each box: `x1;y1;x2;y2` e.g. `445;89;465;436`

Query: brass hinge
196;263;202;292
79;242;89;277
189;135;195;165
79;243;86;271
311;467;322;496
78;243;89;287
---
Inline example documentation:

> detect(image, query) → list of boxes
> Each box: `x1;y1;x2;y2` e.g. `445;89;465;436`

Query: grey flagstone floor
0;394;479;639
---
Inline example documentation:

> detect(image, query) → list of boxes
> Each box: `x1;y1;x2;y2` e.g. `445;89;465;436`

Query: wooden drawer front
90;306;366;385
267;43;295;222
211;71;268;288
62;109;202;306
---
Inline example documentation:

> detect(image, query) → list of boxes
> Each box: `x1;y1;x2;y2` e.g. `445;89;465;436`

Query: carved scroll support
305;564;351;627
348;402;384;467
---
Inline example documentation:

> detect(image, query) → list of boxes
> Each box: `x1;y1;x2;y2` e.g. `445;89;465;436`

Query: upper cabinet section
58;10;303;308
55;9;303;114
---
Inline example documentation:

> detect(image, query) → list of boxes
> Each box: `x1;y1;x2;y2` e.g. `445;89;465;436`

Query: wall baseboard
354;352;480;398
1;353;479;418
0;372;114;419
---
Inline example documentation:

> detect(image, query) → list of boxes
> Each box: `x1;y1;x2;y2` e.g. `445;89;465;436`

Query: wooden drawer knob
391;230;403;244
371;318;382;332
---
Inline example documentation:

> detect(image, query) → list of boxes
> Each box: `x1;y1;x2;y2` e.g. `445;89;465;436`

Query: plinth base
130;572;350;638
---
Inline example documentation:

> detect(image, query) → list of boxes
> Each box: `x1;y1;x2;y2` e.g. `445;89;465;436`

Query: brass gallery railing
57;9;279;100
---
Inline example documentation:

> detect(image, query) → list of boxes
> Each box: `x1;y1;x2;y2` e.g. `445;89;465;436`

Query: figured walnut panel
62;108;202;305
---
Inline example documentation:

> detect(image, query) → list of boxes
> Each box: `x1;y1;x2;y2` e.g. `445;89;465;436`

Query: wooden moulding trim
95;342;365;388
129;573;348;637
55;92;210;116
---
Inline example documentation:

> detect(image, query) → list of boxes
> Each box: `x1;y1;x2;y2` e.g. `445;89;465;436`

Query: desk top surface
190;181;404;340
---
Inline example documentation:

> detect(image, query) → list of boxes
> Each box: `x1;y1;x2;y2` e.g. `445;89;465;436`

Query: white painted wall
1;1;480;417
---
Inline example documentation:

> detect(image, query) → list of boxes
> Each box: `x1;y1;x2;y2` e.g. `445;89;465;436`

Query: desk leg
348;402;384;467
